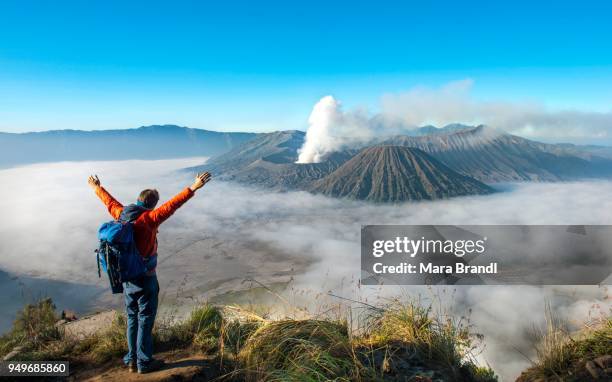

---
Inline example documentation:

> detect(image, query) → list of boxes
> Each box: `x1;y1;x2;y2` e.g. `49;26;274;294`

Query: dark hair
138;189;159;209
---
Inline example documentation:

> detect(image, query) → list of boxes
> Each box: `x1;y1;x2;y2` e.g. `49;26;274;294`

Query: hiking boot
127;361;137;373
138;359;165;374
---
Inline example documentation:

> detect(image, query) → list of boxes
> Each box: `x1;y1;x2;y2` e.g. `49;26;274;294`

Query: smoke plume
296;80;612;163
296;96;373;163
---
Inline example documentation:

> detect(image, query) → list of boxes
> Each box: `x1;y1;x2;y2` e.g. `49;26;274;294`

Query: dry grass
239;319;358;381
367;301;467;364
531;302;573;374
518;303;612;381
1;297;499;381
356;299;495;382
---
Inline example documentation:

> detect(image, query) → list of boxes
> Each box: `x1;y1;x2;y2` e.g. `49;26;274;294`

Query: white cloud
381;79;612;140
296;80;612;162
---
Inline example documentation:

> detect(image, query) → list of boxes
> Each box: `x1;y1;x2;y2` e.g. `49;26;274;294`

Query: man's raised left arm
149;172;211;225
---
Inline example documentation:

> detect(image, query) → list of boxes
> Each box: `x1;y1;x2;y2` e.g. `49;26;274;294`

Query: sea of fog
0;157;610;381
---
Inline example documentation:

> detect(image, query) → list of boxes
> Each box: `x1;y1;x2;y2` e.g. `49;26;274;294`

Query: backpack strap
96;249;101;278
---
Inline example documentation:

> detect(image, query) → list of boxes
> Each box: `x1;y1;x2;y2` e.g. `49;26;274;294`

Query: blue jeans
122;274;159;369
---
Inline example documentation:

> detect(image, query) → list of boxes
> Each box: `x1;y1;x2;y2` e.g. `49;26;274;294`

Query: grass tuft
359;300;495;381
517;305;611;381
239;319;358;381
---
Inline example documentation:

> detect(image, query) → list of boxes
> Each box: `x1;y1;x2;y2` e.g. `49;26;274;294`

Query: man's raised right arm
88;175;123;219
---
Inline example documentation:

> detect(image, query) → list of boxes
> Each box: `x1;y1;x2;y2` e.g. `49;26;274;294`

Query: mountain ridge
187;124;612;201
0;124;258;166
381;125;612;182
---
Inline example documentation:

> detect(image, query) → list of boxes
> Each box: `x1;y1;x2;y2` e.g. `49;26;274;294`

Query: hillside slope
383;126;612;182
310;146;494;202
189;130;357;190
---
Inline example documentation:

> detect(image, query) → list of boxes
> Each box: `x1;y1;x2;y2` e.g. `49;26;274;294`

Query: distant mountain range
0;125;256;167
189;124;612;202
4;123;612;202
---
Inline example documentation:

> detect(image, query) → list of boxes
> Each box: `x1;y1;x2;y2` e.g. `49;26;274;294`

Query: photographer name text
372;262;498;274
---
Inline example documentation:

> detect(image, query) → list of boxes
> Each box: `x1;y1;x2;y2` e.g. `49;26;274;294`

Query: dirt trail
70;351;225;382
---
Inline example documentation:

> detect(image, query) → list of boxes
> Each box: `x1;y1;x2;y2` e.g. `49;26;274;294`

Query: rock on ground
60;310;117;340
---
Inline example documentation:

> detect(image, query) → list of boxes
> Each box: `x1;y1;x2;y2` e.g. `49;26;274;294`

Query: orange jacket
94;186;194;268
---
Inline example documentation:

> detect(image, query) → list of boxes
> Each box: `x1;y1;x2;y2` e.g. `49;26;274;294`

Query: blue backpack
96;205;148;294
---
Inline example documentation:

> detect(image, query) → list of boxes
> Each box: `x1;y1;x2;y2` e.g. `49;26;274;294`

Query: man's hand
189;172;211;192
88;175;101;189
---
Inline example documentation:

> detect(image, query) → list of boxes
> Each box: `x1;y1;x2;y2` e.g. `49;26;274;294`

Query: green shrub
0;298;60;358
186;304;223;352
12;298;59;344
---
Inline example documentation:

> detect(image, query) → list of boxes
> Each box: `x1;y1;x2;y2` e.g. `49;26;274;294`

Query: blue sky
1;0;611;133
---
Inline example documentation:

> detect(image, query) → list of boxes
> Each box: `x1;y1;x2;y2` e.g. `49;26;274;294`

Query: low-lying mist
0;158;610;381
